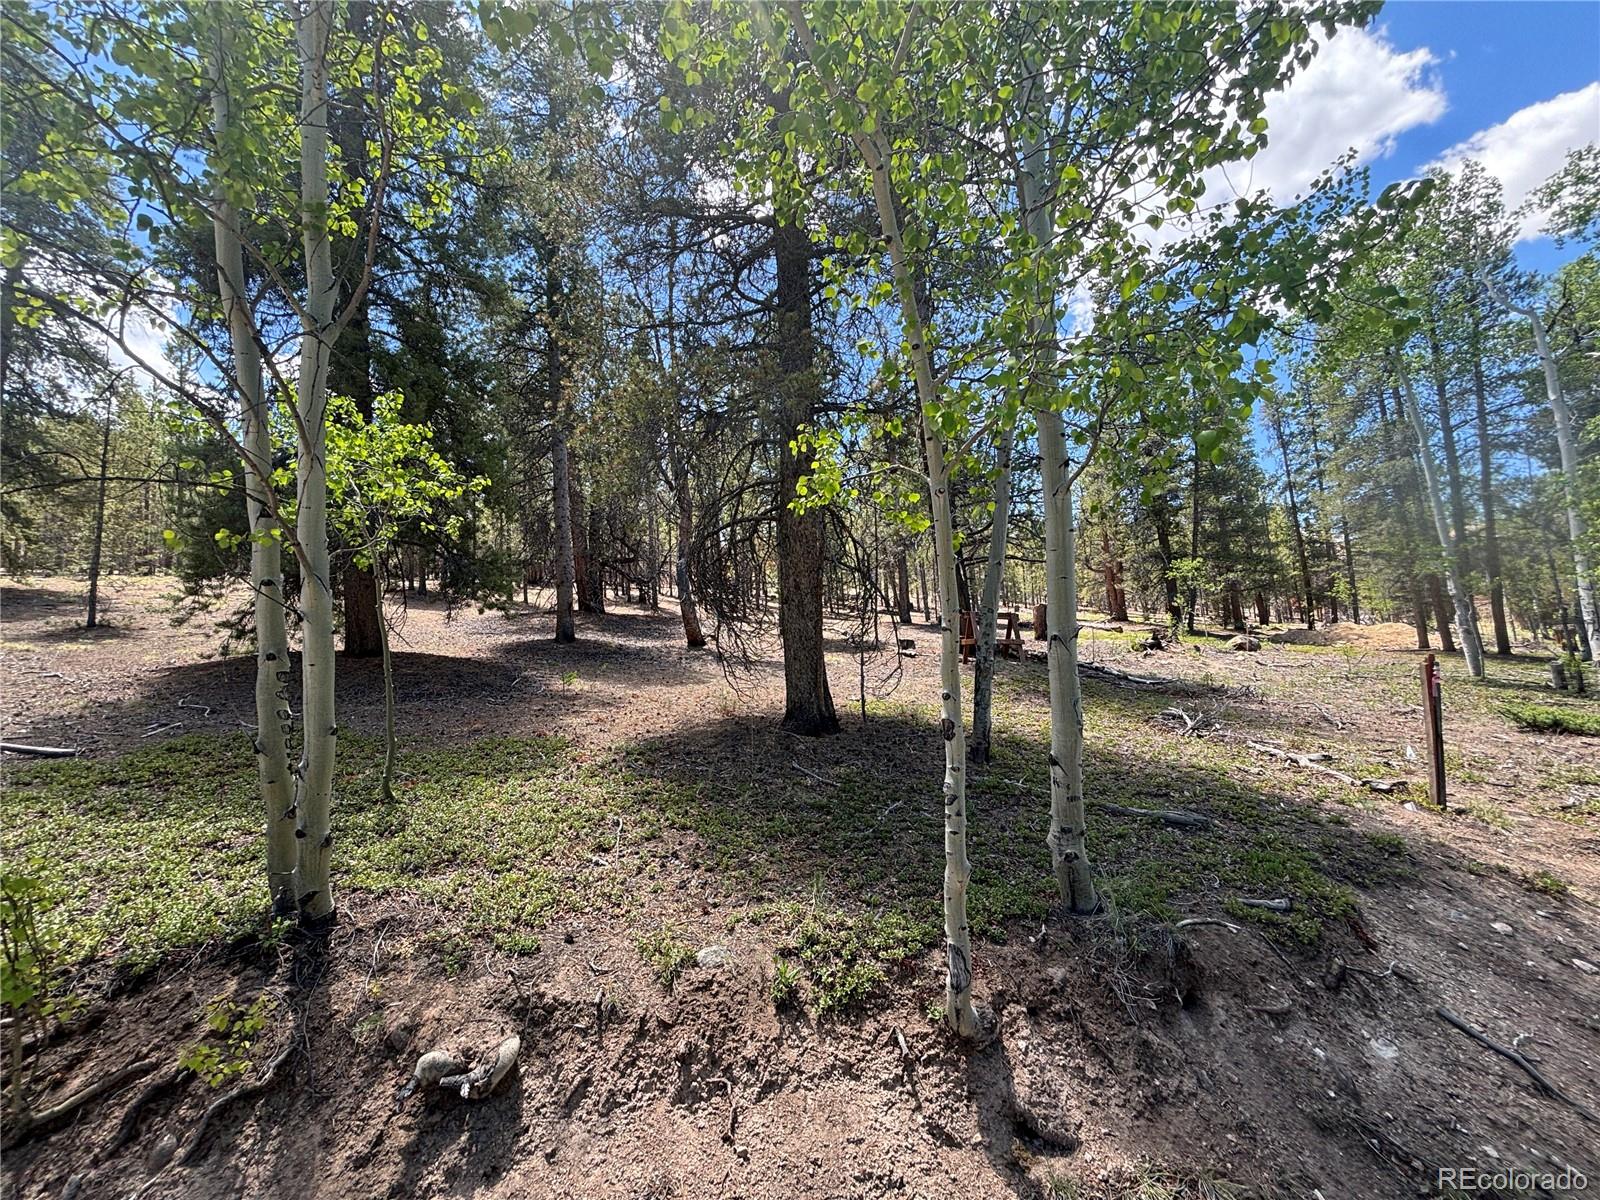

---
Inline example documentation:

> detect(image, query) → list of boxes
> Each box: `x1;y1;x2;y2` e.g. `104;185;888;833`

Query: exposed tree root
178;1039;296;1165
1097;802;1213;830
3;1058;156;1148
1245;740;1407;793
97;1066;191;1163
1435;1007;1598;1123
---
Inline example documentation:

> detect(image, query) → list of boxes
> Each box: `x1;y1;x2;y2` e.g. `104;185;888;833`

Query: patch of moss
635;923;695;989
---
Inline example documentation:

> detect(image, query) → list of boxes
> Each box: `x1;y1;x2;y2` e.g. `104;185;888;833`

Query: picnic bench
959;610;1025;662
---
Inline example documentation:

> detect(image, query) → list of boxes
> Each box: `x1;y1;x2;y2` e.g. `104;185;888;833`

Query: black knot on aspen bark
320;832;332;849
940;717;956;741
276;708;292;720
265;652;277;662
1048;753;1062;768
295;827;307;839
940;690;952;701
329;725;339;737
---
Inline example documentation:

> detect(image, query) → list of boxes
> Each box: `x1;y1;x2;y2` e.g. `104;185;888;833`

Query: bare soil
4;575;1599;1200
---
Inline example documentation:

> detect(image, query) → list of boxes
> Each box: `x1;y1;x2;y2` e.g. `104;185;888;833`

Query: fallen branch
1436;1007;1598;1123
177;695;214;718
1157;706;1208;736
791;761;839;788
0;742;80;758
4;1058;156;1146
1173;917;1243;933
1248;998;1294;1016
1237;897;1292;913
179;1039;296;1164
1246;740;1407;794
1097;802;1213;830
140;722;182;739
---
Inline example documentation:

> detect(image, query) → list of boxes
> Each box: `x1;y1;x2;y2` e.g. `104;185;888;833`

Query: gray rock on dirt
1226;635;1261;651
695;945;733;968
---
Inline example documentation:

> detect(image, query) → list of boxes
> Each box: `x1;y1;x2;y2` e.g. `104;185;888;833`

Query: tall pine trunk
672;459;706;649
1517;301;1599;661
293;0;340;922
1471;326;1510;654
332;0;379;658
1398;360;1483;678
85;391;112;629
969;416;1016;764
552;425;576;643
774;220;838;734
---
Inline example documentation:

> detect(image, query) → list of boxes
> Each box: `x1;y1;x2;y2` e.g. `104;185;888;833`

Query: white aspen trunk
209;21;296;914
1523;308;1599;661
861;132;979;1039
969;417;1016;764
785;1;976;1036
552;425;576;643
1020;142;1097;911
1398;360;1485;679
293;0;339;922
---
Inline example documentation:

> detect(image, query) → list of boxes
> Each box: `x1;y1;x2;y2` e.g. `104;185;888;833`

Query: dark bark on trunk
86;394;113;628
1100;526;1129;621
1186;449;1201;633
570;462;596;614
895;549;912;626
1270;405;1316;629
552;425;576;643
585;500;606;615
1429;575;1455;652
1412;578;1431;650
773;221;837;733
1151;496;1181;628
333;0;381;657
1340;519;1360;623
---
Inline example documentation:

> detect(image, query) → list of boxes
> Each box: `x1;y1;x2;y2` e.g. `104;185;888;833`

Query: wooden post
1421;653;1446;810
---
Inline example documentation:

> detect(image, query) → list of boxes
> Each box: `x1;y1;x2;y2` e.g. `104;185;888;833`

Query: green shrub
1498;702;1600;736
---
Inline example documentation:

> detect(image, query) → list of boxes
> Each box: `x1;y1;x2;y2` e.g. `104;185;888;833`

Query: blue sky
1379;0;1599;270
1213;1;1598;275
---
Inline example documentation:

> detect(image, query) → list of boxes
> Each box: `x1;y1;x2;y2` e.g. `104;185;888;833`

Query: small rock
1226;635;1261;651
385;1012;420;1052
1573;958;1598;975
1367;1036;1400;1062
147;1132;178;1172
695;945;733;968
1490;921;1513;936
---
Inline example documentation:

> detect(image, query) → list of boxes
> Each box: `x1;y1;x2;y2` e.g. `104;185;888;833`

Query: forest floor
2;574;1599;1200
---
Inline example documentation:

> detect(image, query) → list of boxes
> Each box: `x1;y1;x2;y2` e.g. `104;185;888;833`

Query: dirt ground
3;574;1599;1200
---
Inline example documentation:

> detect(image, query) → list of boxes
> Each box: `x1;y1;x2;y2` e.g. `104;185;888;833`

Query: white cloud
1209;25;1447;205
1424;83;1600;241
